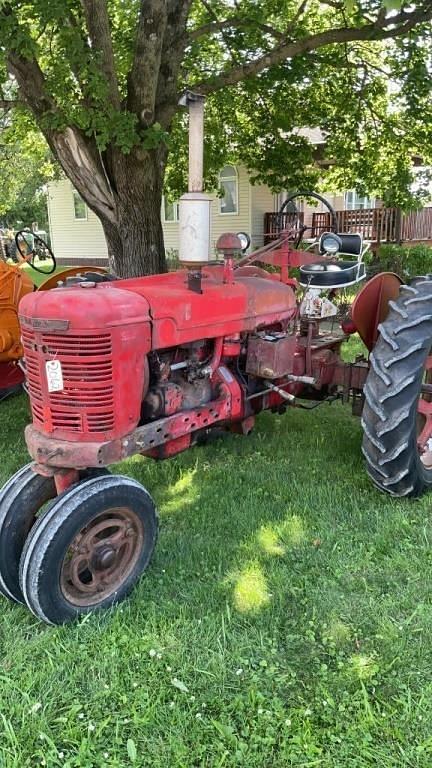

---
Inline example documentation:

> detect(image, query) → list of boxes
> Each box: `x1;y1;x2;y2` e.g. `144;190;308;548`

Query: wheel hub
92;545;117;571
60;506;144;607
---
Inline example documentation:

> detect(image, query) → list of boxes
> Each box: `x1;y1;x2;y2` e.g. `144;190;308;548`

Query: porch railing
264;207;432;245
264;211;304;243
311;208;400;241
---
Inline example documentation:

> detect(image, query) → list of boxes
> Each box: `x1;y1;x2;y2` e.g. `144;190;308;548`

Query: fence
264;207;432;245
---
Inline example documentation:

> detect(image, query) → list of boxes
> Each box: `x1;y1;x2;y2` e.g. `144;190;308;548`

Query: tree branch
188;1;309;44
6;46;115;222
193;5;432;94
155;0;193;127
80;0;120;108
189;17;284;42
127;0;168;125
284;0;309;36
0;99;20;109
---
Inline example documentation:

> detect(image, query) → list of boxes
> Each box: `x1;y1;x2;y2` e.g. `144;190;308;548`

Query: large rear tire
362;276;432;498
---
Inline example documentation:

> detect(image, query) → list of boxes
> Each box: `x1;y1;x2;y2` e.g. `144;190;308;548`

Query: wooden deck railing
311;208;400;242
264;206;432;245
401;207;432;241
264;211;304;243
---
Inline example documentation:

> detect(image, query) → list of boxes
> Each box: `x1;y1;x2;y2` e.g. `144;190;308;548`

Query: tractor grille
22;329;114;436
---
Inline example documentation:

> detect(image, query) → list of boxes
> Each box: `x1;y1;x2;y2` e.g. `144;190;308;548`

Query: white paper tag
46;359;64;392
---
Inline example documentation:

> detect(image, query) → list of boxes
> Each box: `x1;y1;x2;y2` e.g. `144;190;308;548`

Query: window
163;197;179;222
345;189;375;210
219;165;238;215
73;191;87;220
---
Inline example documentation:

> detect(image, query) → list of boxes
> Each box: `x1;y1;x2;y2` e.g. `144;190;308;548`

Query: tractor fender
351;272;403;352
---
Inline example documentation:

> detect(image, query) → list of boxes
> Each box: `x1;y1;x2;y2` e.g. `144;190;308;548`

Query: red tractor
0;94;431;624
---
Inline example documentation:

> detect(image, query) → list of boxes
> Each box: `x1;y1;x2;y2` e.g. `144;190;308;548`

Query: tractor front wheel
0;464;57;603
0;466;111;604
362;276;432;498
19;474;158;624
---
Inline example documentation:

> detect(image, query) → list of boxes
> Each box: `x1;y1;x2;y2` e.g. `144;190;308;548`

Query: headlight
321;232;342;255
236;231;251;253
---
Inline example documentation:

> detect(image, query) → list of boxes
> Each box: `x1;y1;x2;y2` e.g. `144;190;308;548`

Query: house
47;167;281;266
47;163;432;266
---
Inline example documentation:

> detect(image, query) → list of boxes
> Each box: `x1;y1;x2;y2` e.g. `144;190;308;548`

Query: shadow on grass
0;394;428;642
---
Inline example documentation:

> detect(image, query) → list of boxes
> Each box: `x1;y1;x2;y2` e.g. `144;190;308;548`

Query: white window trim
219;166;239;216
73;190;88;221
344;189;375;210
162;196;179;223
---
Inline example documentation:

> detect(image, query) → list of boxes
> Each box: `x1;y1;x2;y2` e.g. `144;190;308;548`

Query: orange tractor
0;230;106;399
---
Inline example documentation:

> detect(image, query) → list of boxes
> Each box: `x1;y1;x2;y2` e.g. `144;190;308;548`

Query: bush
375;243;432;279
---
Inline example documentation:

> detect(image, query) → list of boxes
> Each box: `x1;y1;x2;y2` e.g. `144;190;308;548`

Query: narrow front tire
19;474;158;624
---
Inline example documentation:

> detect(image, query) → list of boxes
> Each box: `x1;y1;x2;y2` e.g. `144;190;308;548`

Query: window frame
219;165;239;216
344;189;375;210
162;196;179;223
73;190;88;221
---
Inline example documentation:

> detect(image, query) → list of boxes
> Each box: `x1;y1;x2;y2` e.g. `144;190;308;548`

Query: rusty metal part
143;383;184;420
246;335;297;378
331;358;369;401
174;378;212;410
54;469;79;494
286;374;316;384
60;506;144;607
216;233;243;255
418;352;432;467
201;336;224;376
230;415;255;434
26;369;241;470
351;272;402;351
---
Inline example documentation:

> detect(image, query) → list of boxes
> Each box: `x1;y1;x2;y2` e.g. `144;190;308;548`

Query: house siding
48;166;259;263
210;165;251;251
47;180;108;265
302;193;344;230
251;183;277;247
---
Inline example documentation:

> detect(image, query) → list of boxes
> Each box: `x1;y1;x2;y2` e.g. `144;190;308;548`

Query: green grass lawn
1;370;432;768
22;264;73;288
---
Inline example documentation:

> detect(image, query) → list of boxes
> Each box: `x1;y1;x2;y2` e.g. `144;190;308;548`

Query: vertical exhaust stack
178;92;211;284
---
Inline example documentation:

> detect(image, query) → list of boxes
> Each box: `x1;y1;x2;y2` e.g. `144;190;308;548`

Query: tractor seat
299;232;366;288
299;260;366;288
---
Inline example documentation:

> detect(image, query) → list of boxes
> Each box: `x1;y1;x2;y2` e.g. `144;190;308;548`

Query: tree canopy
0;111;55;229
0;1;431;275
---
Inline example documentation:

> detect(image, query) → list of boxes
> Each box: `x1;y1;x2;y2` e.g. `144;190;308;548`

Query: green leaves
382;0;403;10
1;0;431;222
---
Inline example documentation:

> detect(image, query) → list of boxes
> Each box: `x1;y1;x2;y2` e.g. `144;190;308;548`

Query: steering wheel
277;191;338;248
15;230;57;274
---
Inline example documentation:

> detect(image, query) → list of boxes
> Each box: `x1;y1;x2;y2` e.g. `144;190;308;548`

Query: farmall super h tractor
1;94;431;624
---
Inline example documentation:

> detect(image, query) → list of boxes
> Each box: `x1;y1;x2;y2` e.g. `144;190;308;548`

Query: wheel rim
60;507;144;607
417;351;432;468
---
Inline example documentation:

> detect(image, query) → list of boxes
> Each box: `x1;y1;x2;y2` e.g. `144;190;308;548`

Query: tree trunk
100;146;168;278
102;194;166;278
